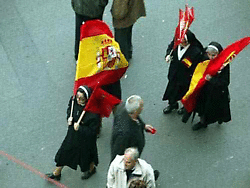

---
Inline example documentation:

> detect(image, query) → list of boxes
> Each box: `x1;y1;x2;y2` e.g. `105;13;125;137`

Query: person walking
72;0;108;61
46;85;101;180
111;0;146;61
191;42;231;130
107;147;159;188
110;95;155;162
162;30;203;114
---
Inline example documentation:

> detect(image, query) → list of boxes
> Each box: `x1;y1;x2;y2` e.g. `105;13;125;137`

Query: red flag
85;87;121;117
182;36;250;112
173;4;195;50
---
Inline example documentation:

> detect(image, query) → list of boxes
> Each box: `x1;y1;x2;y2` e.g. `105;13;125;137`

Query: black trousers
74;13;103;60
114;25;133;61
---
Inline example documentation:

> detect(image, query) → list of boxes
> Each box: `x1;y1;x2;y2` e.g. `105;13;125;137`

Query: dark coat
71;0;108;18
110;103;146;162
55;97;101;172
163;31;203;103
195;56;231;124
111;0;146;28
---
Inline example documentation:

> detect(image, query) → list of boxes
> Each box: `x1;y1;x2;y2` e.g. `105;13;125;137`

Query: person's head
128;179;147;188
125;95;144;116
76;85;92;106
124;147;139;170
206;42;223;60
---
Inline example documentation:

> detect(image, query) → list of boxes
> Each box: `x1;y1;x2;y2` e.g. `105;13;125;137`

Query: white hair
125;95;143;114
124;147;139;161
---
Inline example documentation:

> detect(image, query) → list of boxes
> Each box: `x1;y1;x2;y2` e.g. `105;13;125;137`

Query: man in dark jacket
110;95;155;162
71;0;108;61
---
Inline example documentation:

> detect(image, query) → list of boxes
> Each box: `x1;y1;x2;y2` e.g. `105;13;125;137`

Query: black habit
195;56;231;124
54;97;100;172
163;30;203;105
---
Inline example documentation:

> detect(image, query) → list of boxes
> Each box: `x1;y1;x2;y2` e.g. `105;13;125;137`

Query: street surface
0;0;250;187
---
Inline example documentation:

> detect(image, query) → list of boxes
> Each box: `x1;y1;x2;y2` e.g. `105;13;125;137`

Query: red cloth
173;5;194;50
182;36;250;112
85;87;121;117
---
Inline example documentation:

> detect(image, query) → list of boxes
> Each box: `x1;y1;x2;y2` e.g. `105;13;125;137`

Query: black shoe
192;122;207;131
154;170;160;181
46;173;61;181
218;120;223;124
81;167;96;180
182;111;191;123
177;107;185;115
163;103;179;114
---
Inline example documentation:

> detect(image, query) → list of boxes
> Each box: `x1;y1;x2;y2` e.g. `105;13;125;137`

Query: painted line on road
0;150;68;188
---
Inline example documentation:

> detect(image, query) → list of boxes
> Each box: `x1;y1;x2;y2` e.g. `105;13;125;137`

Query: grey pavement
0;0;250;187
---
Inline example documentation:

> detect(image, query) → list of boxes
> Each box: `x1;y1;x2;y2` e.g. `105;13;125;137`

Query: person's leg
46;166;63;180
115;27;130;61
127;25;133;59
192;115;208;131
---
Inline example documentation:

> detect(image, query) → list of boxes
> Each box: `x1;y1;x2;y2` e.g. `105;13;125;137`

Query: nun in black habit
192;42;231;130
163;29;203;114
46;85;101;180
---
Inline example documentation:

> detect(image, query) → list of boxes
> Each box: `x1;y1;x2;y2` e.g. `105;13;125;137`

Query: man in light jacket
107;147;159;188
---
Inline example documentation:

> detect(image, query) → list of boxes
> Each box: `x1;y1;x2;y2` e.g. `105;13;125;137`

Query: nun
46;85;101;180
192;42;231;130
163;29;203;114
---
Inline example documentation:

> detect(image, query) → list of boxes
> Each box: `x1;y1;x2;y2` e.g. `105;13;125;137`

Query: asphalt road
0;0;250;187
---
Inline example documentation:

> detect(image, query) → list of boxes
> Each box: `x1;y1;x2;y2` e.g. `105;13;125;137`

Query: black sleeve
209;64;230;87
66;96;74;120
165;38;174;57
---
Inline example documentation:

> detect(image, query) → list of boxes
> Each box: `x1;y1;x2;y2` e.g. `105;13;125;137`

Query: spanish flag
73;20;128;117
182;36;250;113
73;19;128;94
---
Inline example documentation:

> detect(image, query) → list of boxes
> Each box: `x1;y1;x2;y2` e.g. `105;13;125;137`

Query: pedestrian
110;95;155;162
46;85;101;180
163;29;203;114
191;42;231;130
111;0;146;61
71;0;108;61
107;147;159;188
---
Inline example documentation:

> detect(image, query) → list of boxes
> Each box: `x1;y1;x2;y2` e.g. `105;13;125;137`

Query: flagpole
74;110;86;131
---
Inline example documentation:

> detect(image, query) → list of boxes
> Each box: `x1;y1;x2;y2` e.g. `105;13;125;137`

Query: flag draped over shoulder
74;19;128;94
73;19;128;117
173;4;194;50
182;36;250;113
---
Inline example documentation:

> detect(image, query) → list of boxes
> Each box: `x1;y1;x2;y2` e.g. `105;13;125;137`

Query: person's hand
145;124;157;134
68;117;73;126
74;122;80;131
205;74;212;81
165;55;172;63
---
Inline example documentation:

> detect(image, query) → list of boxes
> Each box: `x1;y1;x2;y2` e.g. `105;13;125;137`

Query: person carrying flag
191;42;231;130
46;85;101;180
162;29;203;114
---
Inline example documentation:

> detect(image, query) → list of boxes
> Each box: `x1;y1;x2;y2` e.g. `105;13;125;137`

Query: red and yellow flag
182;36;250;113
73;20;128;117
73;19;128;94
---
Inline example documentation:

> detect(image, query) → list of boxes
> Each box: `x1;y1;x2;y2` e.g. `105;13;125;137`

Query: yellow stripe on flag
75;34;128;81
183;60;210;100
